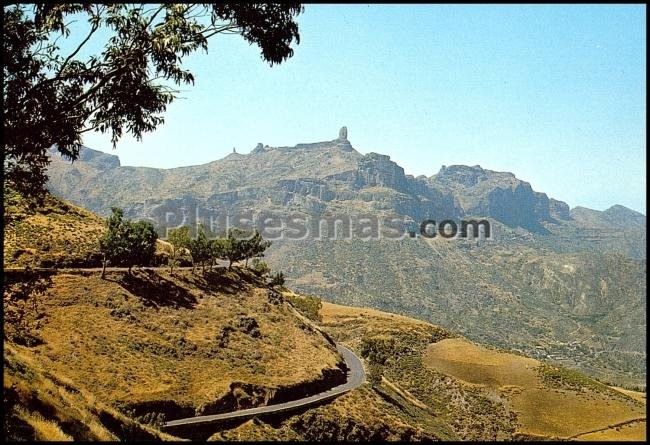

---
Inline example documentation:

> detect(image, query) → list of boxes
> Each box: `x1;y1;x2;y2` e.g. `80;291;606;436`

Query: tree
222;228;249;270
250;258;270;276
269;271;285;287
98;208;157;276
167;226;191;275
211;228;271;270
208;238;226;271
124;220;158;274
242;230;272;267
3;3;303;199
189;224;211;274
219;228;270;269
99;207;129;278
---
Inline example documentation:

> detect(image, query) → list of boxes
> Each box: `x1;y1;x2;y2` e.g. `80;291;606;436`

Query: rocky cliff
46;127;644;257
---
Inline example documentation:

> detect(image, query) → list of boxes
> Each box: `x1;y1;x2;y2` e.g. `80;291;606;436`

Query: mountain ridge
46;129;645;261
47;132;644;219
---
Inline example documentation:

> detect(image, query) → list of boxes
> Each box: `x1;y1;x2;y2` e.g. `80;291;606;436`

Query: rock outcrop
49;145;121;169
251;143;266;154
430;164;564;232
356;153;408;191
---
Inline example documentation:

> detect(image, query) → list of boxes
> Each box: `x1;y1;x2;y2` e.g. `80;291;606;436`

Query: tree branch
67;65;126;110
58;21;99;76
184;23;239;44
143;4;166;30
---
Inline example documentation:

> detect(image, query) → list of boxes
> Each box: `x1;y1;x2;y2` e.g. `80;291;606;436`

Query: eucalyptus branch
58;21;99;75
68;65;127;110
178;23;239;45
143;4;166;30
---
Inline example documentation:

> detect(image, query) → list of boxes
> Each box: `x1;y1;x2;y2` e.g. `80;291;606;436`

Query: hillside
4;343;179;441
3;189;179;269
208;301;646;441
4;195;645;441
318;302;646;441
2;264;467;440
4;188;105;268
271;236;646;388
6;267;644;441
5;263;378;440
2;195;434;440
422;338;646;439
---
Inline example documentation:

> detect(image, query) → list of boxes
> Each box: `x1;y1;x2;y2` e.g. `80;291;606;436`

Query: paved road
5;265;366;428
163;344;365;428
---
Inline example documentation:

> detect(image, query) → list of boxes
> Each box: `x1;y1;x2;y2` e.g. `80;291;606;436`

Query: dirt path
568;417;646;440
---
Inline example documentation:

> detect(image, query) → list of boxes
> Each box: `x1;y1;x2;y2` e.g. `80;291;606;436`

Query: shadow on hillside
179;269;251;295
115;270;197;309
167;397;338;441
165;417;250;441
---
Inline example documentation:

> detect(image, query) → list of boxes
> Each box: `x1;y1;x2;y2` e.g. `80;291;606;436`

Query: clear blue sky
80;4;646;214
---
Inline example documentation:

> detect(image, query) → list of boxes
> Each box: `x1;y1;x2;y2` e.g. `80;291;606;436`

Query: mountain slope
3;195;645;440
270;236;646;387
45;131;645;259
321;302;645;440
4;187;105;268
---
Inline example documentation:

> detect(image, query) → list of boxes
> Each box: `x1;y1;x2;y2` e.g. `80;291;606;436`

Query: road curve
163;344;365;429
4;266;365;427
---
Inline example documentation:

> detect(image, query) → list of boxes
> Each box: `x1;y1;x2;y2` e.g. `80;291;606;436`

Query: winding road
163;344;365;429
5;266;366;429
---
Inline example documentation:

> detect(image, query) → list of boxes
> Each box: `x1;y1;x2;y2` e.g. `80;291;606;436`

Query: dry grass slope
27;269;342;414
4;189;106;268
321;301;646;441
423;338;645;440
4;343;181;441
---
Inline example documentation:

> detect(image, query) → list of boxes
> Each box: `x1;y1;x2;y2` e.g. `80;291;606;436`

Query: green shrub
285;293;322;322
360;336;397;365
250;258;271;276
269;271;285;286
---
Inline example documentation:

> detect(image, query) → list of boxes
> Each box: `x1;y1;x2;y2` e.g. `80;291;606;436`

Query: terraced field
423;338;646;440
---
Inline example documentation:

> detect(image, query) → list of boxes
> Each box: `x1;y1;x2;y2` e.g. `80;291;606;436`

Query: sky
78;4;646;214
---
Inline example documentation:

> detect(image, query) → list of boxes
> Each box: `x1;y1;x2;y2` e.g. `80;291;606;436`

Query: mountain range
45;127;646;387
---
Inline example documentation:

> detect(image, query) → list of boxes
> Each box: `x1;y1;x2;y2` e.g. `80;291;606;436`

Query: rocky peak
262;127;356;153
429;164;571;232
603;205;646;227
45;130;592;237
434;164;516;188
251;143;267;154
334;126;353;151
49;145;121;170
549;198;571;220
356;152;408;191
